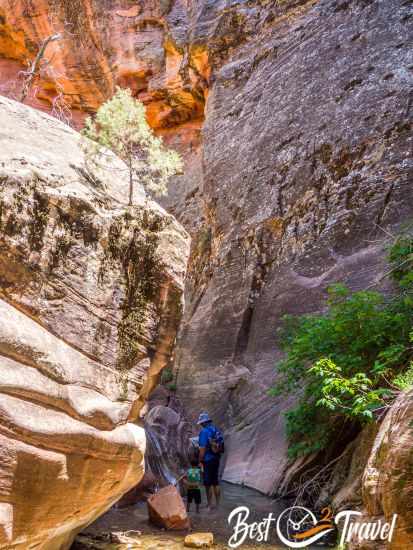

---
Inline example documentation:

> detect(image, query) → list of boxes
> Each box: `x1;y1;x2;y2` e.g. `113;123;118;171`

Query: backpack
187;467;201;488
207;425;225;455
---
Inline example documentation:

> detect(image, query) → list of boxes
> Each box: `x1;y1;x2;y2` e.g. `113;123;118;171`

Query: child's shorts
187;488;201;504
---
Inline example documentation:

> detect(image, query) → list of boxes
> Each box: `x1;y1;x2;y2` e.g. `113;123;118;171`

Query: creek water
75;482;335;549
75;482;285;549
73;430;335;549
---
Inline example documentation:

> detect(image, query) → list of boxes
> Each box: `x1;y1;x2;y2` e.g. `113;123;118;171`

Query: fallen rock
184;532;214;548
147;485;190;530
0;97;189;549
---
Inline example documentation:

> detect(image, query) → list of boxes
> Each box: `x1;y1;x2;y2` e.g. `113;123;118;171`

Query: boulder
0;96;189;549
147;485;190;530
348;389;413;550
118;404;191;506
184;533;214;548
145;405;192;484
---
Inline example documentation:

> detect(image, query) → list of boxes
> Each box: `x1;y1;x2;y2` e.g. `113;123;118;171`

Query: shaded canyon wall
0;0;412;501
171;0;413;495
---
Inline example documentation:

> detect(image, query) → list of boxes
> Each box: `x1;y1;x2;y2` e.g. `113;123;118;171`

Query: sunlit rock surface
0;0;208;130
0;96;189;549
351;389;413;550
0;0;412;498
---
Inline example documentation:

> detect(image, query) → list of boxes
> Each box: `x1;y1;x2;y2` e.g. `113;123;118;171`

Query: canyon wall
0;96;189;549
0;0;412;502
173;0;413;495
354;389;413;550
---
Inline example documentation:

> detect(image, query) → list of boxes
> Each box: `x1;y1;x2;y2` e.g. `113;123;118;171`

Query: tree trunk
20;33;61;103
128;161;133;206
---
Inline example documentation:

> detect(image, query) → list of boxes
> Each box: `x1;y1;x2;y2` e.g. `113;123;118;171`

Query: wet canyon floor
72;483;334;550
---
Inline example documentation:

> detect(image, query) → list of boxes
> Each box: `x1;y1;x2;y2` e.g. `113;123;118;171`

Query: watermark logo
276;506;334;548
228;505;398;548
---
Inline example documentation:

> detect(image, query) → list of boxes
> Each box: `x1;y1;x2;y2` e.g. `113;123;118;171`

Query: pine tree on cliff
82;88;182;205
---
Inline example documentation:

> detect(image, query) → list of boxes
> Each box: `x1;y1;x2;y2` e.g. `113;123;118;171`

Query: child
185;459;202;514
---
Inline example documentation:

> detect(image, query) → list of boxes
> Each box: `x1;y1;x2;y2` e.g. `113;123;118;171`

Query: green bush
271;234;413;459
161;367;174;385
393;356;413;390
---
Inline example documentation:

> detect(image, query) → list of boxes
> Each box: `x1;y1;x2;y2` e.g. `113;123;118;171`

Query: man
197;412;224;511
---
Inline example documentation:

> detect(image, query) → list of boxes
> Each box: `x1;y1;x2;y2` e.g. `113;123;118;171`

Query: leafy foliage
310;358;391;421
161;367;174;385
393;361;413;390
82;87;183;204
271;234;413;459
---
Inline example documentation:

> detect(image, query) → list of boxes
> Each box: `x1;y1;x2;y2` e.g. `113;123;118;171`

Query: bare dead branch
20;33;62;103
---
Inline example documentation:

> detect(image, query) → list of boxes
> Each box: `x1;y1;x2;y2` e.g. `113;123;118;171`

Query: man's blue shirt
199;423;218;462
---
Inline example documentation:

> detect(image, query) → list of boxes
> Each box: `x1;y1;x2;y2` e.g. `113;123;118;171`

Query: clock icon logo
276;506;334;548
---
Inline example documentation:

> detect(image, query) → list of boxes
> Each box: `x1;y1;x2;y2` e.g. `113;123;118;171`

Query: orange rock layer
0;0;209;134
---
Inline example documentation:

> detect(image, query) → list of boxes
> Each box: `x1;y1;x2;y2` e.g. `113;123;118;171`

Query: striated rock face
350;389;413;550
0;96;189;549
1;0;412;498
171;0;413;494
145;404;191;481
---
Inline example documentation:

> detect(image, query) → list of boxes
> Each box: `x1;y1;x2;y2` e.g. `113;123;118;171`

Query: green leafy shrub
271;234;413;459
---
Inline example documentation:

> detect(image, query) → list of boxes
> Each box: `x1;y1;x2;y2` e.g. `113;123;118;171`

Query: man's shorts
187;488;201;504
203;457;220;486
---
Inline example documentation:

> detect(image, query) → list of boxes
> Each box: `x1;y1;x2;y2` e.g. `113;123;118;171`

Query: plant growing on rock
82;87;183;205
271;233;413;459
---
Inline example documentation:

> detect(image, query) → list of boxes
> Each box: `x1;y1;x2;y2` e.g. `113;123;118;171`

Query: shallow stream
73;482;334;550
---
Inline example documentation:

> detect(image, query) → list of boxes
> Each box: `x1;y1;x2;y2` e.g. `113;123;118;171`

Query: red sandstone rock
0;0;208;133
147;485;190;530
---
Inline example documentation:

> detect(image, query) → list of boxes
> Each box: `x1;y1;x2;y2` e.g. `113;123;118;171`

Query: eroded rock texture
0;96;189;549
172;0;413;495
0;0;412;504
286;392;413;550
353;389;413;550
0;0;208;132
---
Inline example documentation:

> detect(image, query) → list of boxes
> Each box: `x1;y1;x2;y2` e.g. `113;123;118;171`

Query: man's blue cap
197;412;211;424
